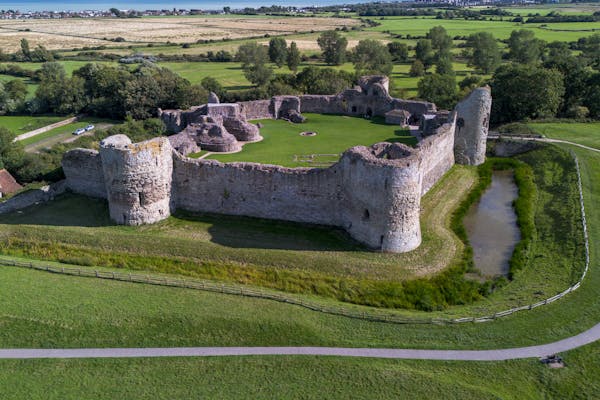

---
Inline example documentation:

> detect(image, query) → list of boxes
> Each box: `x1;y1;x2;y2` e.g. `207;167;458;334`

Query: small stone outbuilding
385;109;411;126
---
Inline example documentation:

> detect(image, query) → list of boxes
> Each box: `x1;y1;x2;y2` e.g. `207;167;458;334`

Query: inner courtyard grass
205;113;416;167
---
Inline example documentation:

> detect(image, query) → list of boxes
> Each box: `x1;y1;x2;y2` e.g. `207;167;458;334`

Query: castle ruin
62;76;491;253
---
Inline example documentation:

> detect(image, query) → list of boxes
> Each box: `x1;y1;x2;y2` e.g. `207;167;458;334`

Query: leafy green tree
268;37;287;67
317;30;348;65
409;60;425;77
465;32;501;74
578;34;600;70
415;39;435;70
435;54;454;76
544;41;589;115
507;30;545;64
236;42;272;86
352;39;393;76
30;44;54;62
417;73;458;109
4;79;27;103
295;66;354;94
20;38;31;61
235;42;269;67
201;76;226;98
35;62;85;114
427;26;452;58
0;126;24;172
387;41;408;62
287;41;301;72
491;64;564;124
244;63;273;86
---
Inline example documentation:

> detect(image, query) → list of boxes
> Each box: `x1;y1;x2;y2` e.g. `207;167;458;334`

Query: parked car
85;124;95;131
73;128;86;135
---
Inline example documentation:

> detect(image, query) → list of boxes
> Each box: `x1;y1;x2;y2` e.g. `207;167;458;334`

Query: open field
0;15;359;52
371;17;600;42
498;3;600;15
206;114;416;166
0;115;65;135
529;122;600;151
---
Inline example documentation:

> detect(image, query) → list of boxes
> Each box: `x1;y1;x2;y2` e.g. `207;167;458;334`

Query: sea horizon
0;0;378;12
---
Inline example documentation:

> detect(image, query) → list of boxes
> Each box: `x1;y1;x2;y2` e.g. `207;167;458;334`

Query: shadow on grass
0;193;365;252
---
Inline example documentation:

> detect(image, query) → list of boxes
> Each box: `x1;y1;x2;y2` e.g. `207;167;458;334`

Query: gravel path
1;322;600;360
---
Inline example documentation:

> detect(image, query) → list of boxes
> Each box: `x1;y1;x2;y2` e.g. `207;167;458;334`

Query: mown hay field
0;15;359;52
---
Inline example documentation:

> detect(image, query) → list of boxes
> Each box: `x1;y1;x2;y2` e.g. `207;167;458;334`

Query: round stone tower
453;86;492;166
99;135;173;225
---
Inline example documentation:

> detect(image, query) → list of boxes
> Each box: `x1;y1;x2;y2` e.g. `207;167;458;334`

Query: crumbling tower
99;135;173;225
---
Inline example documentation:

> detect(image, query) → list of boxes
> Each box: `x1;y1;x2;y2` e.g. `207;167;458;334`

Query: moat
464;170;521;277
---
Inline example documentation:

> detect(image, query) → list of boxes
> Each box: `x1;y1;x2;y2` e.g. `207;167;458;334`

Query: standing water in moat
463;170;521;277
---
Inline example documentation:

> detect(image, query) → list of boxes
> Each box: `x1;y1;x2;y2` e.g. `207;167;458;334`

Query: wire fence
0;152;591;325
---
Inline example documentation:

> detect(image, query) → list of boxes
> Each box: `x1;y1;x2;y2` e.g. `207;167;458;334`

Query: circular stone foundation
300;131;317;137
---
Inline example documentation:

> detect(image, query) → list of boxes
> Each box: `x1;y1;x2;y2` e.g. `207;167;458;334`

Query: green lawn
1;350;595;399
529;122;600;150
370;16;600;42
0;115;66;135
206;114;415;167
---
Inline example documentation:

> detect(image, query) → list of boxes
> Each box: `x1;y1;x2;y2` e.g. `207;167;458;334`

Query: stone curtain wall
418;118;457;195
61;149;106;199
454;87;492;166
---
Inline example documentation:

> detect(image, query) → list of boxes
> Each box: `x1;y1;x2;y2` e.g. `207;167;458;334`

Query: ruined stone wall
99;135;173;225
172;154;342;226
239;100;272;120
61;149;107;199
454;87;492;166
0;181;67;215
299;95;345;114
171;143;423;253
418;117;457;195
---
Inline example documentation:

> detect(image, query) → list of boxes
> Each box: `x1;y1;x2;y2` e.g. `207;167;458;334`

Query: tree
427;26;452;58
287;41;301;72
417;73;458;110
415;39;435;70
507;30;545;64
317;30;348;65
223;6;231;13
0;126;24;172
201;76;225;98
268;37;287;67
243;63;272;86
352;39;393;76
490;64;565;124
387;41;408;62
409;60;425;77
35;62;85;114
235;42;269;67
295;66;354;94
578;34;600;70
20;38;31;61
435;54;454;76
544;42;589;115
465;32;501;74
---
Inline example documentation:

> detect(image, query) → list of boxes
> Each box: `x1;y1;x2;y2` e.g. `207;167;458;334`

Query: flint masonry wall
171;143;423;252
418;117;457;195
99;135;173;225
454;87;492;166
61;149;106;199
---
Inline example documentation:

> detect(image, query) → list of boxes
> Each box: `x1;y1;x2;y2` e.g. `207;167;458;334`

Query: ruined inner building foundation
62;76;491;253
